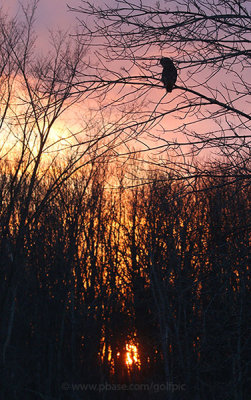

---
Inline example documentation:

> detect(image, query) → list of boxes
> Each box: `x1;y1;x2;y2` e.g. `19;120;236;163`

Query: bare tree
0;1;96;380
70;0;250;182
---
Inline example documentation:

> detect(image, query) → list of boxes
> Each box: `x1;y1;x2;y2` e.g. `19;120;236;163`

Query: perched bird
160;57;177;93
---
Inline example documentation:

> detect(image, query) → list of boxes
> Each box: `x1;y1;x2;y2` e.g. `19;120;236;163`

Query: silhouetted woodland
0;158;249;400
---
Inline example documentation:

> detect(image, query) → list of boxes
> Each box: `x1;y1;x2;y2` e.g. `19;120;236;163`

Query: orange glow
125;343;140;368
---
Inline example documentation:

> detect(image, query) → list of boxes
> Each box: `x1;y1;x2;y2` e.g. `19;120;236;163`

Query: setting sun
125;343;140;368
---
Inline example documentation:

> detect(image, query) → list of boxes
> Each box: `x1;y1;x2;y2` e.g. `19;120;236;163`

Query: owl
160;57;177;93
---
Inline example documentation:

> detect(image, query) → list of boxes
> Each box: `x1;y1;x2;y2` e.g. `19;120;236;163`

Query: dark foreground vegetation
0;159;249;400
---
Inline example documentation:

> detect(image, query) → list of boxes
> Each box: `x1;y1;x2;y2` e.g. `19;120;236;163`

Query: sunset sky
3;0;73;23
3;0;76;44
1;0;249;160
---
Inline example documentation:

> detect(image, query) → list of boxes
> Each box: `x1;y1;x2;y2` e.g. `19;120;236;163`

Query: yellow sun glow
125;343;140;367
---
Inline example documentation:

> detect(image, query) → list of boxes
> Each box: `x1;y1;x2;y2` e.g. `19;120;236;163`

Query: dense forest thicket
0;159;249;400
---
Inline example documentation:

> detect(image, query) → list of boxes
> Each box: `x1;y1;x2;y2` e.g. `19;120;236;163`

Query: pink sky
2;0;76;38
2;0;248;162
1;0;83;54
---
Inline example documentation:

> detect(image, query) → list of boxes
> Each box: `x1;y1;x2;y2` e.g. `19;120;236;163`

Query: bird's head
160;57;172;67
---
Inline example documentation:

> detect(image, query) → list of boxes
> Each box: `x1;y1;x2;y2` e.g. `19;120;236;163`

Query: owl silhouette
160;57;177;93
